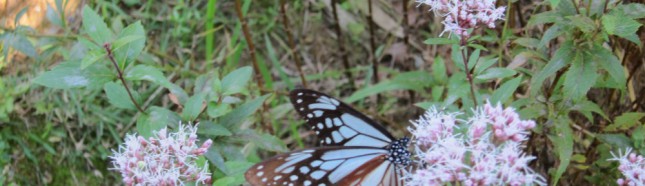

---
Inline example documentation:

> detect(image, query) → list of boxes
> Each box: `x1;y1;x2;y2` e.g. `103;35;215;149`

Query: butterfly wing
289;89;395;147
244;146;403;186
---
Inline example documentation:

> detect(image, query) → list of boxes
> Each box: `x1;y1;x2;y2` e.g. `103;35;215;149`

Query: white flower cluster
110;123;213;186
417;0;506;38
609;148;645;186
407;102;545;186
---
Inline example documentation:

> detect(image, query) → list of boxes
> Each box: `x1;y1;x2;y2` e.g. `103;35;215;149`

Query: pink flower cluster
609;148;645;185
407;102;545;186
417;0;506;38
110;123;213;186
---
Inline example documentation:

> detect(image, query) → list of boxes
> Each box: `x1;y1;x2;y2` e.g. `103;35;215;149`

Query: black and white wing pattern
289;89;395;147
244;146;405;186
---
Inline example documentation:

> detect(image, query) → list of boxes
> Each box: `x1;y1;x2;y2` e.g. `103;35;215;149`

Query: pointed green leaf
549;117;573;185
530;41;573;96
113;21;145;69
221;66;253;95
182;93;206;121
82;6;112;44
490;76;522;103
104;81;140;110
219;94;269;130
136;106;179;138
563;52;597;101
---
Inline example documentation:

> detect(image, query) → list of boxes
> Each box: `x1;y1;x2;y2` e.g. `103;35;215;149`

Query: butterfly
245;89;411;186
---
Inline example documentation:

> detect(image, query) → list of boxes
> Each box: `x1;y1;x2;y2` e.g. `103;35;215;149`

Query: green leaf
597;133;633;149
476;68;517;80
265;35;294;89
124;65;189;103
46;4;63;28
197;121;232;137
530;41;573;96
4;33;37;58
568;15;596;33
538;25;564;48
591;45;626;88
614;3;645;19
346;71;432;103
527;11;560;27
433;57;447;84
562;52;597;101
549;117;573;185
213;177;236;186
104;81;140;110
207;102;231;118
467;49;481;72
112;21;145;69
14;7;29;25
219;94;269;130
605;112;645;132
251;133;288;152
136;106;179;138
602;14;643;47
34;60;112;89
205;148;228;174
633;126;645;149
221;66;253;95
124;65;167;84
513;37;540;49
223;161;254;185
82;6;112;44
80;49;106;69
473;57;498;75
490;76;522;104
570;100;609;122
182;93;206;121
423;37;458;45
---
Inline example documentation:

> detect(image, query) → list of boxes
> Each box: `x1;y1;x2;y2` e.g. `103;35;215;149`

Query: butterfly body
245;89;410;186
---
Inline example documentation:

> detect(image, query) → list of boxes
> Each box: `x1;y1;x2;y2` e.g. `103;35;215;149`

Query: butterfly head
387;137;411;166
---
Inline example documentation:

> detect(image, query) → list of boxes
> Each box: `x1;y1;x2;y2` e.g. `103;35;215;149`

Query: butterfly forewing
244;146;399;186
289;89;394;147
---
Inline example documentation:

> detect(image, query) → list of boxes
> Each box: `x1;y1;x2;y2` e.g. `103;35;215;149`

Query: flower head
406;102;545;186
417;0;506;39
110;123;213;186
609;148;645;185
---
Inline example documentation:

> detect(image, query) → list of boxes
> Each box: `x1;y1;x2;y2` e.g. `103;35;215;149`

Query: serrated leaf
221;66;253;95
476;68;517;80
34;60;112;89
605;112;645;132
197;121;232;137
527;11;560;27
550;117;573;185
219;94;269;130
568;15;596;33
530;41;574;96
491;76;522;104
602;14;643;47
591;45;626;88
597;133;633;149
112;21;145;69
136;106;179;138
563;53;597;101
14;7;28;25
614;3;645;19
570;100;609;121
423;37;458;45
82;6;112;44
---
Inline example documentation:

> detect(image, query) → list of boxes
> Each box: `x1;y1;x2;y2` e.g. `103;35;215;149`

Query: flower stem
461;47;477;107
103;43;147;114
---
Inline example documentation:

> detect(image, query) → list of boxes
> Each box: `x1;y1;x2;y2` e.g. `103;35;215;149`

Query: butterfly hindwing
289;89;394;147
244;146;400;186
